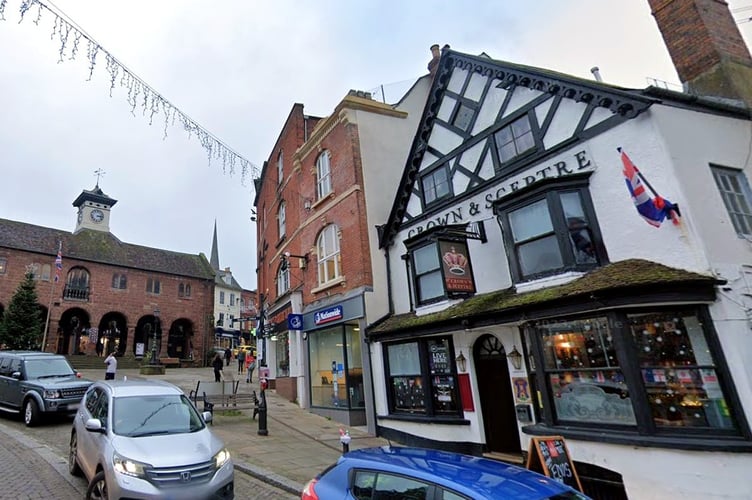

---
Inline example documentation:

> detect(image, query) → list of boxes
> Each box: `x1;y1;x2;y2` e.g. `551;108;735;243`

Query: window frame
0;257;6;275
420;163;452;208
492;111;540;171
316;150;332;200
112;273;127;290
527;306;749;441
146;277;161;295
278;201;286;240
277;151;284;185
219;291;225;305
494;174;606;283
710;164;752;237
316;224;341;286
384;336;464;420
178;282;191;298
277;264;290;296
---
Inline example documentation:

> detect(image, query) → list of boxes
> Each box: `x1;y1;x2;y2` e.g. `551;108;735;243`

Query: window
533;308;742;436
29;263;51;281
308;325;361;408
453;103;474;131
112;273;127;289
316;150;332;199
277;151;284;185
711;165;752;236
317;224;341;285
278;201;286;239
385;337;461;417
230;293;235;306
64;267;90;300
496;180;604;282
420;164;451;206
0;257;6;275
217;313;224;327
352;471;431;500
276;332;290;377
146;277;161;294
408;234;476;306
219;291;225;305
494;114;536;164
277;264;290;296
178;282;191;298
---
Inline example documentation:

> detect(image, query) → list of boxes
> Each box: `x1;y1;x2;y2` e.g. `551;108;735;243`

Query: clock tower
73;184;118;234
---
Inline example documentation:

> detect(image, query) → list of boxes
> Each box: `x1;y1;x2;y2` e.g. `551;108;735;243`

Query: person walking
212;353;224;382
223;347;232;367
104;352;117;380
246;352;256;383
237;348;246;375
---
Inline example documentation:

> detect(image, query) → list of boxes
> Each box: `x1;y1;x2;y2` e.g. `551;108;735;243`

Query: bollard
257;379;269;436
339;428;351;454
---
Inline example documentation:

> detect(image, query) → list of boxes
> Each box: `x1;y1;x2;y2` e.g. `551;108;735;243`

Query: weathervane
94;168;106;187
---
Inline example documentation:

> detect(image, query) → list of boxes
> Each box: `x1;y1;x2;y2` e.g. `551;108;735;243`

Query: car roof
96;379;184;398
1;351;66;359
335;446;578;498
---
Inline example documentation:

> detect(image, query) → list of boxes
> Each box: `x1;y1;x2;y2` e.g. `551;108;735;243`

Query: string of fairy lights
0;0;259;184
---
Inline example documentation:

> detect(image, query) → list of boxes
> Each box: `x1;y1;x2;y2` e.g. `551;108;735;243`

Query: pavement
71;366;393;497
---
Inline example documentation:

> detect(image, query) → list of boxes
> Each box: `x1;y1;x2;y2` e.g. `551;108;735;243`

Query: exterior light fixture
455;351;467;373
507;345;523;370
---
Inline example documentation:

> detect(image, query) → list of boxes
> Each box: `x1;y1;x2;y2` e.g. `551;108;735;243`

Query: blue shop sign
314;305;343;326
287;313;303;330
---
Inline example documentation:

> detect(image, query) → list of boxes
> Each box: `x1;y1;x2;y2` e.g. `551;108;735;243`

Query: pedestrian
104;352;117;380
224;347;232;367
212;353;224;382
246;353;256;383
237;348;246;375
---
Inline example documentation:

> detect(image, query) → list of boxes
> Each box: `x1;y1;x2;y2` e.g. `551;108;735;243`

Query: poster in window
428;340;450;375
439;240;475;293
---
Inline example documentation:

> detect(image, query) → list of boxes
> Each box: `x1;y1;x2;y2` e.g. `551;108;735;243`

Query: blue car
301;446;590;500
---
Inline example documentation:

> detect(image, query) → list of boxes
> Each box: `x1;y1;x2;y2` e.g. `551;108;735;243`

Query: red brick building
0;184;216;364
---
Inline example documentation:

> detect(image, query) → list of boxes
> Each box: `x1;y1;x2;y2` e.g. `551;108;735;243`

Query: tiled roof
0;218;215;280
368;259;721;336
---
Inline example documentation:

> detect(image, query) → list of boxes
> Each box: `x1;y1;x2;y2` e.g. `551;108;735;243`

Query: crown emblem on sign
443;247;467;275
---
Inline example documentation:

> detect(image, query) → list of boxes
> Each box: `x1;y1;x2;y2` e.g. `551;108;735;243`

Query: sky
1;0;750;289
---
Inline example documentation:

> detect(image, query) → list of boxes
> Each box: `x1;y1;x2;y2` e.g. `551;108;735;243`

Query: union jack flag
620;148;680;227
54;243;63;283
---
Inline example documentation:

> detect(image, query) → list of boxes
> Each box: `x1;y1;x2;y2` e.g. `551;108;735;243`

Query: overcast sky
1;1;750;289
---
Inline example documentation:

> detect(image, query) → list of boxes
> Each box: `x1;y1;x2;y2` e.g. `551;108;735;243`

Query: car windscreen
24;358;76;379
113;394;206;437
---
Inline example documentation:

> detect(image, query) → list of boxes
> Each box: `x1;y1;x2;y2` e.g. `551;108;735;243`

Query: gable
380;49;656;247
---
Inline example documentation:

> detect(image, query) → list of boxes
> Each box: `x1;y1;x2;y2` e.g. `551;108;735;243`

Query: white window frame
711;165;752;236
277;151;284;185
277;265;290;296
316;150;332;199
278;201;286;239
317;224;341;285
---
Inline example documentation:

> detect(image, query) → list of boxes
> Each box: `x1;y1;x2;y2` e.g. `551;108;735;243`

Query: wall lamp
455;351;467;373
507;345;523;370
281;251;309;271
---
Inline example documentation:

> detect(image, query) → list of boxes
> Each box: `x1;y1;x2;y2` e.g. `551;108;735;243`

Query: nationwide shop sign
314;305;343;326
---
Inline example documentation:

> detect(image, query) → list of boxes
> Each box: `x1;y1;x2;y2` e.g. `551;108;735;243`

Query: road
0;412;298;500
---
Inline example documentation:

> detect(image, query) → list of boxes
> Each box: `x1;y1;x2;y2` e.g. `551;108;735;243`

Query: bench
160;357;181;368
189;381;259;422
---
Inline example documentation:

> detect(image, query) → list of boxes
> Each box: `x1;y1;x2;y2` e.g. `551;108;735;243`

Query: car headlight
43;389;61;399
113;453;149;478
213;448;231;469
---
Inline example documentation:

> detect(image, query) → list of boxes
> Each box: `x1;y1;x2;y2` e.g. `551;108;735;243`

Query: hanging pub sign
439;240;475;294
525;436;583;492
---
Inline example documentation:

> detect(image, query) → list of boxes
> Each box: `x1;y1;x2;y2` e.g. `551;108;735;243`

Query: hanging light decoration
1;0;258;185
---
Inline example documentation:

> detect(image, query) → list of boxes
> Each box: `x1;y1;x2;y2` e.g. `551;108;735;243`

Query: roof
0;218;216;280
368;259;721;338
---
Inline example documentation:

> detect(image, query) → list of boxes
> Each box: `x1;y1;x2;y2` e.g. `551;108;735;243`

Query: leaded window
494;114;536;164
711;165;752;236
420;164;451;206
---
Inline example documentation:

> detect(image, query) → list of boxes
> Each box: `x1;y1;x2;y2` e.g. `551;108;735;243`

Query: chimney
648;0;752;107
428;44;441;76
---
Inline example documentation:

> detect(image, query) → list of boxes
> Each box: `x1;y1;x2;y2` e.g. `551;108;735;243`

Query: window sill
379;414;470;425
311;277;345;294
522;423;752;452
312;192;335;210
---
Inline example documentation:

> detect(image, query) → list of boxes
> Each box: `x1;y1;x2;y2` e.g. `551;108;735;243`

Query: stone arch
134;314;162;359
97;312;128;357
57;308;91;355
167;318;194;359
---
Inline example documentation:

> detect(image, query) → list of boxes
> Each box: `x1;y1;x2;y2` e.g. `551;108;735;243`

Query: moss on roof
370;259;719;334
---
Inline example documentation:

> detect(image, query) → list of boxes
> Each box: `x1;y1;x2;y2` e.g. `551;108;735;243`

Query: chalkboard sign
525;436;582;492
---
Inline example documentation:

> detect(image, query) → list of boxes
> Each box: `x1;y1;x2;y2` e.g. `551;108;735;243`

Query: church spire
210;220;220;270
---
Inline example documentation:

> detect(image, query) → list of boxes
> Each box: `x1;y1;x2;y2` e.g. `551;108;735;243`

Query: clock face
90;209;105;223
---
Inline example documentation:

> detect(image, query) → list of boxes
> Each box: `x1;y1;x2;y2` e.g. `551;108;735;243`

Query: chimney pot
428;44;441;75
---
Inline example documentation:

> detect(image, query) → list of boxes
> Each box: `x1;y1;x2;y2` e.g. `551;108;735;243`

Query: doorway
475;334;520;453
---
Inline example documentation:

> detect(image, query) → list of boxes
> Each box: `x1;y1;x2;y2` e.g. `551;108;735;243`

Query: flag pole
41;241;61;352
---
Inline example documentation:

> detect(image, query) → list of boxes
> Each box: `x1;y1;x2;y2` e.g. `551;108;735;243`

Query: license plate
68;403;80;411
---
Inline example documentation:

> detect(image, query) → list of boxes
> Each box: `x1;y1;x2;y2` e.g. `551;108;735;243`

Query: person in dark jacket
224;347;232;366
212;353;224;382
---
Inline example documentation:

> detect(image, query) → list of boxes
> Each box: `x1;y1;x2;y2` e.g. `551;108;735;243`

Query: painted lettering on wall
407;150;592;238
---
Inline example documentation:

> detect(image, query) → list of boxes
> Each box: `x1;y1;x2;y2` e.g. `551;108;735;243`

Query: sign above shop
287;313;303;330
314;305;343;326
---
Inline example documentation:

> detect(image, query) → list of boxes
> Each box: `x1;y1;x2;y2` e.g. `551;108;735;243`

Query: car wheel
23;398;40;427
68;432;83;477
86;471;108;500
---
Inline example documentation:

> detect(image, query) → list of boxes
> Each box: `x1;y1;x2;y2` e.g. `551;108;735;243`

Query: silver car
68;379;234;499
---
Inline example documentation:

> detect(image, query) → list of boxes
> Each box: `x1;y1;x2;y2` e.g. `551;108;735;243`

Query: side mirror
202;411;213;423
11;371;21;380
84;417;105;434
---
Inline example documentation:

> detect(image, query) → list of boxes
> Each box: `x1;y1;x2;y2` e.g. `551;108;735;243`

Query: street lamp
150;307;160;365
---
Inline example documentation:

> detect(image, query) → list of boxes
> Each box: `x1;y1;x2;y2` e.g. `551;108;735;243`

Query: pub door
475;334;520;453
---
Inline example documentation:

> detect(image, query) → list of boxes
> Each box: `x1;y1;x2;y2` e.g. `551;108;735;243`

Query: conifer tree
0;271;44;350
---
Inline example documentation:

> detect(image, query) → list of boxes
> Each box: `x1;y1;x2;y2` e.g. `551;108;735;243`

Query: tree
0;271;44;350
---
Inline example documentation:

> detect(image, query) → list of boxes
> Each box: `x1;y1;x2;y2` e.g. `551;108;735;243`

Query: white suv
68;379;234;499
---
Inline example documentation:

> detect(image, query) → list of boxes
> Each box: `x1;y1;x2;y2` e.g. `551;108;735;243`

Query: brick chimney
427;44;441;76
648;0;752;107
